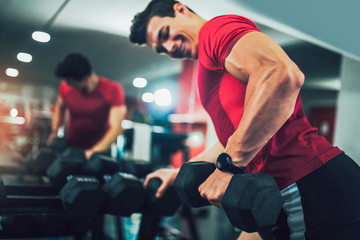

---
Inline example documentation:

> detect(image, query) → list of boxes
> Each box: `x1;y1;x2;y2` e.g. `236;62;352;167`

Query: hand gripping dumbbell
173;161;283;233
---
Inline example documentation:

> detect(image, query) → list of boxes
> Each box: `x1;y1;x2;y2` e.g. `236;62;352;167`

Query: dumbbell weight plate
142;178;182;216
222;173;283;232
102;172;145;216
60;176;105;218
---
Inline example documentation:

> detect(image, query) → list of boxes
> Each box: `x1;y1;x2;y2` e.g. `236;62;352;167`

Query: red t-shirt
197;15;343;190
59;76;125;149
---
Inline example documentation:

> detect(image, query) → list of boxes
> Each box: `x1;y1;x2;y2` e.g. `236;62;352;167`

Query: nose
163;40;176;53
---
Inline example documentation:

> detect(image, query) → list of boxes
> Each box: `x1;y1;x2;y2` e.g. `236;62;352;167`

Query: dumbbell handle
173;161;216;208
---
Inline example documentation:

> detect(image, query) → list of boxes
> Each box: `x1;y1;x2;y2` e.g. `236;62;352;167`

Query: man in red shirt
47;52;126;159
129;1;360;239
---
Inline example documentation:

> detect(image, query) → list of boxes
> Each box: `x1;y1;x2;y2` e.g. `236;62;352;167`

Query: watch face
216;153;230;171
216;159;224;169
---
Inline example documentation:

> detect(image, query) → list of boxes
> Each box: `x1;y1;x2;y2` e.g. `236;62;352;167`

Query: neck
192;13;207;32
88;73;99;92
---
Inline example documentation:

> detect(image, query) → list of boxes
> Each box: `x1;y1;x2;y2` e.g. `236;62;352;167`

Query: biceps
225;31;291;82
109;105;127;127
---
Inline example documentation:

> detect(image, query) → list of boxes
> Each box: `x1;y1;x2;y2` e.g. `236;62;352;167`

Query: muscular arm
52;96;66;132
86;105;127;157
46;96;66;146
224;31;304;166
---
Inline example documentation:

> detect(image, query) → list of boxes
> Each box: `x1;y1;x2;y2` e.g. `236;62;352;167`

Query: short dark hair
54;52;92;81
130;0;194;45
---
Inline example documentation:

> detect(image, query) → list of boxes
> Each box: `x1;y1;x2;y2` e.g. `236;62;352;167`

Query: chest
64;90;110;116
198;70;247;127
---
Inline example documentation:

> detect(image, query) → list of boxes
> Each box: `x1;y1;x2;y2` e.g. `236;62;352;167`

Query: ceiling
0;0;342;104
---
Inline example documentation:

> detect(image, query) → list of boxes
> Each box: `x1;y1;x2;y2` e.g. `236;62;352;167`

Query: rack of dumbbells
0;137;199;240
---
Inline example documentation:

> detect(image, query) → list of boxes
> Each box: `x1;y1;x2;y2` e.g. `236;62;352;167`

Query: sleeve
200;15;261;71
58;80;67;99
110;82;125;107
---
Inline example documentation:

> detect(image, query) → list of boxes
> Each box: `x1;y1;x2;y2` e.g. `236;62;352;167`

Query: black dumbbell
84;153;120;183
59;175;105;218
141;177;182;216
46;148;107;218
102;172;145;216
102;172;181;217
25;137;68;175
173;161;283;233
46;147;87;186
49;137;68;153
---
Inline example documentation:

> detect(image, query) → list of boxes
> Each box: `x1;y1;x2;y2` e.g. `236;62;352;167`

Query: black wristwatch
216;153;245;174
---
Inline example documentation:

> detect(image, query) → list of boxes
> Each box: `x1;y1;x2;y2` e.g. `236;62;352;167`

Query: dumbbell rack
0;173;64;215
0;173;92;239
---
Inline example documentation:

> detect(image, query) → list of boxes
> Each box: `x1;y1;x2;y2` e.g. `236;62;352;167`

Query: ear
173;3;190;16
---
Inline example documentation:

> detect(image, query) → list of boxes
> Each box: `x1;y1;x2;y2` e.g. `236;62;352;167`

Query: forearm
189;141;224;164
89;105;126;153
230;64;304;166
89;126;123;153
51;102;65;133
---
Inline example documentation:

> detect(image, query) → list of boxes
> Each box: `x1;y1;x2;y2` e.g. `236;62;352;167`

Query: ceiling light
32;31;51;43
154;88;172;107
17;52;33;63
141;92;155;103
10;108;18;117
133;77;147;88
5;68;19;77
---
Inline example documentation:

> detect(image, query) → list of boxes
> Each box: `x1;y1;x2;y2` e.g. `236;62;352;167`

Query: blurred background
1;0;359;160
0;0;359;238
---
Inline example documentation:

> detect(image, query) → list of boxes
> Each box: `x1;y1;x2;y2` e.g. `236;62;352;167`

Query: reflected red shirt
59;76;125;149
197;15;343;189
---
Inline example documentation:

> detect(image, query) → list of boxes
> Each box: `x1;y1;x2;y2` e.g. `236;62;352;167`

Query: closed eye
161;26;169;41
156;26;170;54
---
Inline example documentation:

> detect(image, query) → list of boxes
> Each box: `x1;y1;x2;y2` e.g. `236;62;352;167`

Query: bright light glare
142;92;155;103
133;77;147;88
5;68;19;77
188;131;204;147
1;117;25;125
154;88;171;106
32;31;51;43
121;120;134;129
10;108;18;117
17;52;33;63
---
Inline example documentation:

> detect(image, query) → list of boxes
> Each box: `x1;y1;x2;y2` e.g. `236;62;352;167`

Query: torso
59;76;124;149
197;15;343;189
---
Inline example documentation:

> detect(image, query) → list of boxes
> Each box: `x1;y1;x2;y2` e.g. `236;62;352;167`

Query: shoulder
99;76;123;90
200;15;259;39
198;15;261;71
59;80;71;96
98;76;125;104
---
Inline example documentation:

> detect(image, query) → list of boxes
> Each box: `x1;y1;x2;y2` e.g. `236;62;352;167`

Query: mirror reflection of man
47;52;127;159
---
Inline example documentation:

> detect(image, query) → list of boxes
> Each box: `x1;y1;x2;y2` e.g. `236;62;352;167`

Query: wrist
216;153;245;174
